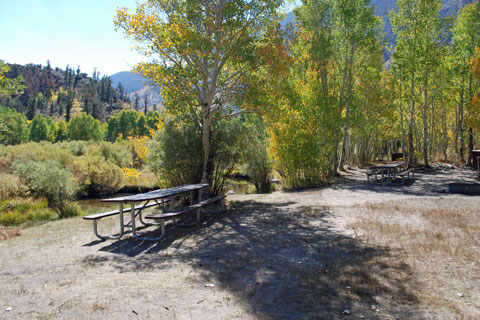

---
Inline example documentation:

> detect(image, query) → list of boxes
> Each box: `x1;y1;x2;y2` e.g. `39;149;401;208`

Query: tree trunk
467;73;474;166
459;75;465;163
408;72;415;168
201;110;214;194
337;47;353;172
467;127;474;166
399;84;406;155
442;109;448;161
422;71;429;168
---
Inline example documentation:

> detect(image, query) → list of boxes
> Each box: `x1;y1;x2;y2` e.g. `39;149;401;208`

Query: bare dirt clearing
0;167;479;319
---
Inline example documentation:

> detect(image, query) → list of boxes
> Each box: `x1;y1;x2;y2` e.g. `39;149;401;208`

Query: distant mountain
110;71;163;107
110;71;147;93
372;0;476;45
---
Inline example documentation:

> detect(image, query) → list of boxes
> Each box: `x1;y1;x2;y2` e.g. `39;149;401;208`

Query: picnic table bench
83;184;226;241
366;161;414;185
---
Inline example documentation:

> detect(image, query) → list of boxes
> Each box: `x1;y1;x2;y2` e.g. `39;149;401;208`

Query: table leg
131;203;165;241
92;203;125;240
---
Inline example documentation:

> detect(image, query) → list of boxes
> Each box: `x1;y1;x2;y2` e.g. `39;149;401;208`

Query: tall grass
0;198;56;226
347;199;480;318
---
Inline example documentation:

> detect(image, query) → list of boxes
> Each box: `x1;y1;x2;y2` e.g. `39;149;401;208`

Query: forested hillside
0;63;130;122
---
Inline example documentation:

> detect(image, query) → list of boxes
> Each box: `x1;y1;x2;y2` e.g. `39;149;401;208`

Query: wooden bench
83;201;166;240
396;168;415;184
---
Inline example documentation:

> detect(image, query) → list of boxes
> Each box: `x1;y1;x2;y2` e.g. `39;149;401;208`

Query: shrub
148;118;203;187
72;155;124;195
0;145;7;157
62;202;83;218
14;160;78;218
243;116;273;193
88;141;132;168
148;116;254;195
57;140;90;156
211;118;252;195
7;142;74;171
0;173;27;199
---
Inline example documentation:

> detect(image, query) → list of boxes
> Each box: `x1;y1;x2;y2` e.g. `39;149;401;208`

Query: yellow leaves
122;167;140;185
470;46;480;78
128;135;150;164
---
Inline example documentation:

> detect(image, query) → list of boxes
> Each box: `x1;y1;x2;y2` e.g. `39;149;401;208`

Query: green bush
243;116;273;193
14;160;78;218
0;145;7;157
148;118;203;187
88;141;132;168
7;142;74;171
211;118;252;195
57;140;90;156
72;155;124;195
62;202;83;218
0;173;27;199
148;116;254;195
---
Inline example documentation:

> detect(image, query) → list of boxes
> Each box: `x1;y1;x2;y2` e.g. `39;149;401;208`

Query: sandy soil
0;166;479;319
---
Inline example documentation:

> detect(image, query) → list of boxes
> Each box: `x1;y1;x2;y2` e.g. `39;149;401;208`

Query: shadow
83;200;423;319
329;168;479;197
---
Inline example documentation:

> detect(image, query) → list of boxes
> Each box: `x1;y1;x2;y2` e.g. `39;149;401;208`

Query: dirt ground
0;166;479;319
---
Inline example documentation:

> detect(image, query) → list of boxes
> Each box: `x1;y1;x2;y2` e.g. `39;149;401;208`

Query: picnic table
84;183;225;241
366;161;414;185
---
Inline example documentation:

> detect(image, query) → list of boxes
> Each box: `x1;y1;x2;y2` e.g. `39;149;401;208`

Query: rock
457;293;463;297
343;309;350;315
5;307;11;312
226;190;235;195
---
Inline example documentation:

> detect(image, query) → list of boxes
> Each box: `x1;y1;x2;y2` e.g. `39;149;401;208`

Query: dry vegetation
345;199;480;318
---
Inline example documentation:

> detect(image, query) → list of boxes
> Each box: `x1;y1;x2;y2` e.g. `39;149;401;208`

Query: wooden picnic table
84;183;214;241
367;161;412;184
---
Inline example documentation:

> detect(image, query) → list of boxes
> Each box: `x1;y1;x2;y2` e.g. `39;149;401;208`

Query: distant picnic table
366;161;414;185
83;183;225;241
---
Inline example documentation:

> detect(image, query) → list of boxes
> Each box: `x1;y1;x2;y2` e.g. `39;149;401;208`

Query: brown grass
346;199;480;318
0;225;21;241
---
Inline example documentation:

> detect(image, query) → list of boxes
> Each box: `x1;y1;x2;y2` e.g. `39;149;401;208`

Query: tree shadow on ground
329;168;478;197
83;200;423;319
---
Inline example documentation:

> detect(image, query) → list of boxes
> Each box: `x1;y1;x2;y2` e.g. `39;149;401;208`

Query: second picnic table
366;161;414;184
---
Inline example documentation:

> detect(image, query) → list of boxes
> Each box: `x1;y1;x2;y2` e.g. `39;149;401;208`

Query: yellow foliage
129;136;150;164
122;167;140;185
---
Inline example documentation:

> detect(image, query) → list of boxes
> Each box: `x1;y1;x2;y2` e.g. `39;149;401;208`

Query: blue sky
0;0;297;77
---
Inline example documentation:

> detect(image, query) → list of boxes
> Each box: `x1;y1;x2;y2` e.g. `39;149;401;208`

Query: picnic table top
371;161;406;169
101;183;209;203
